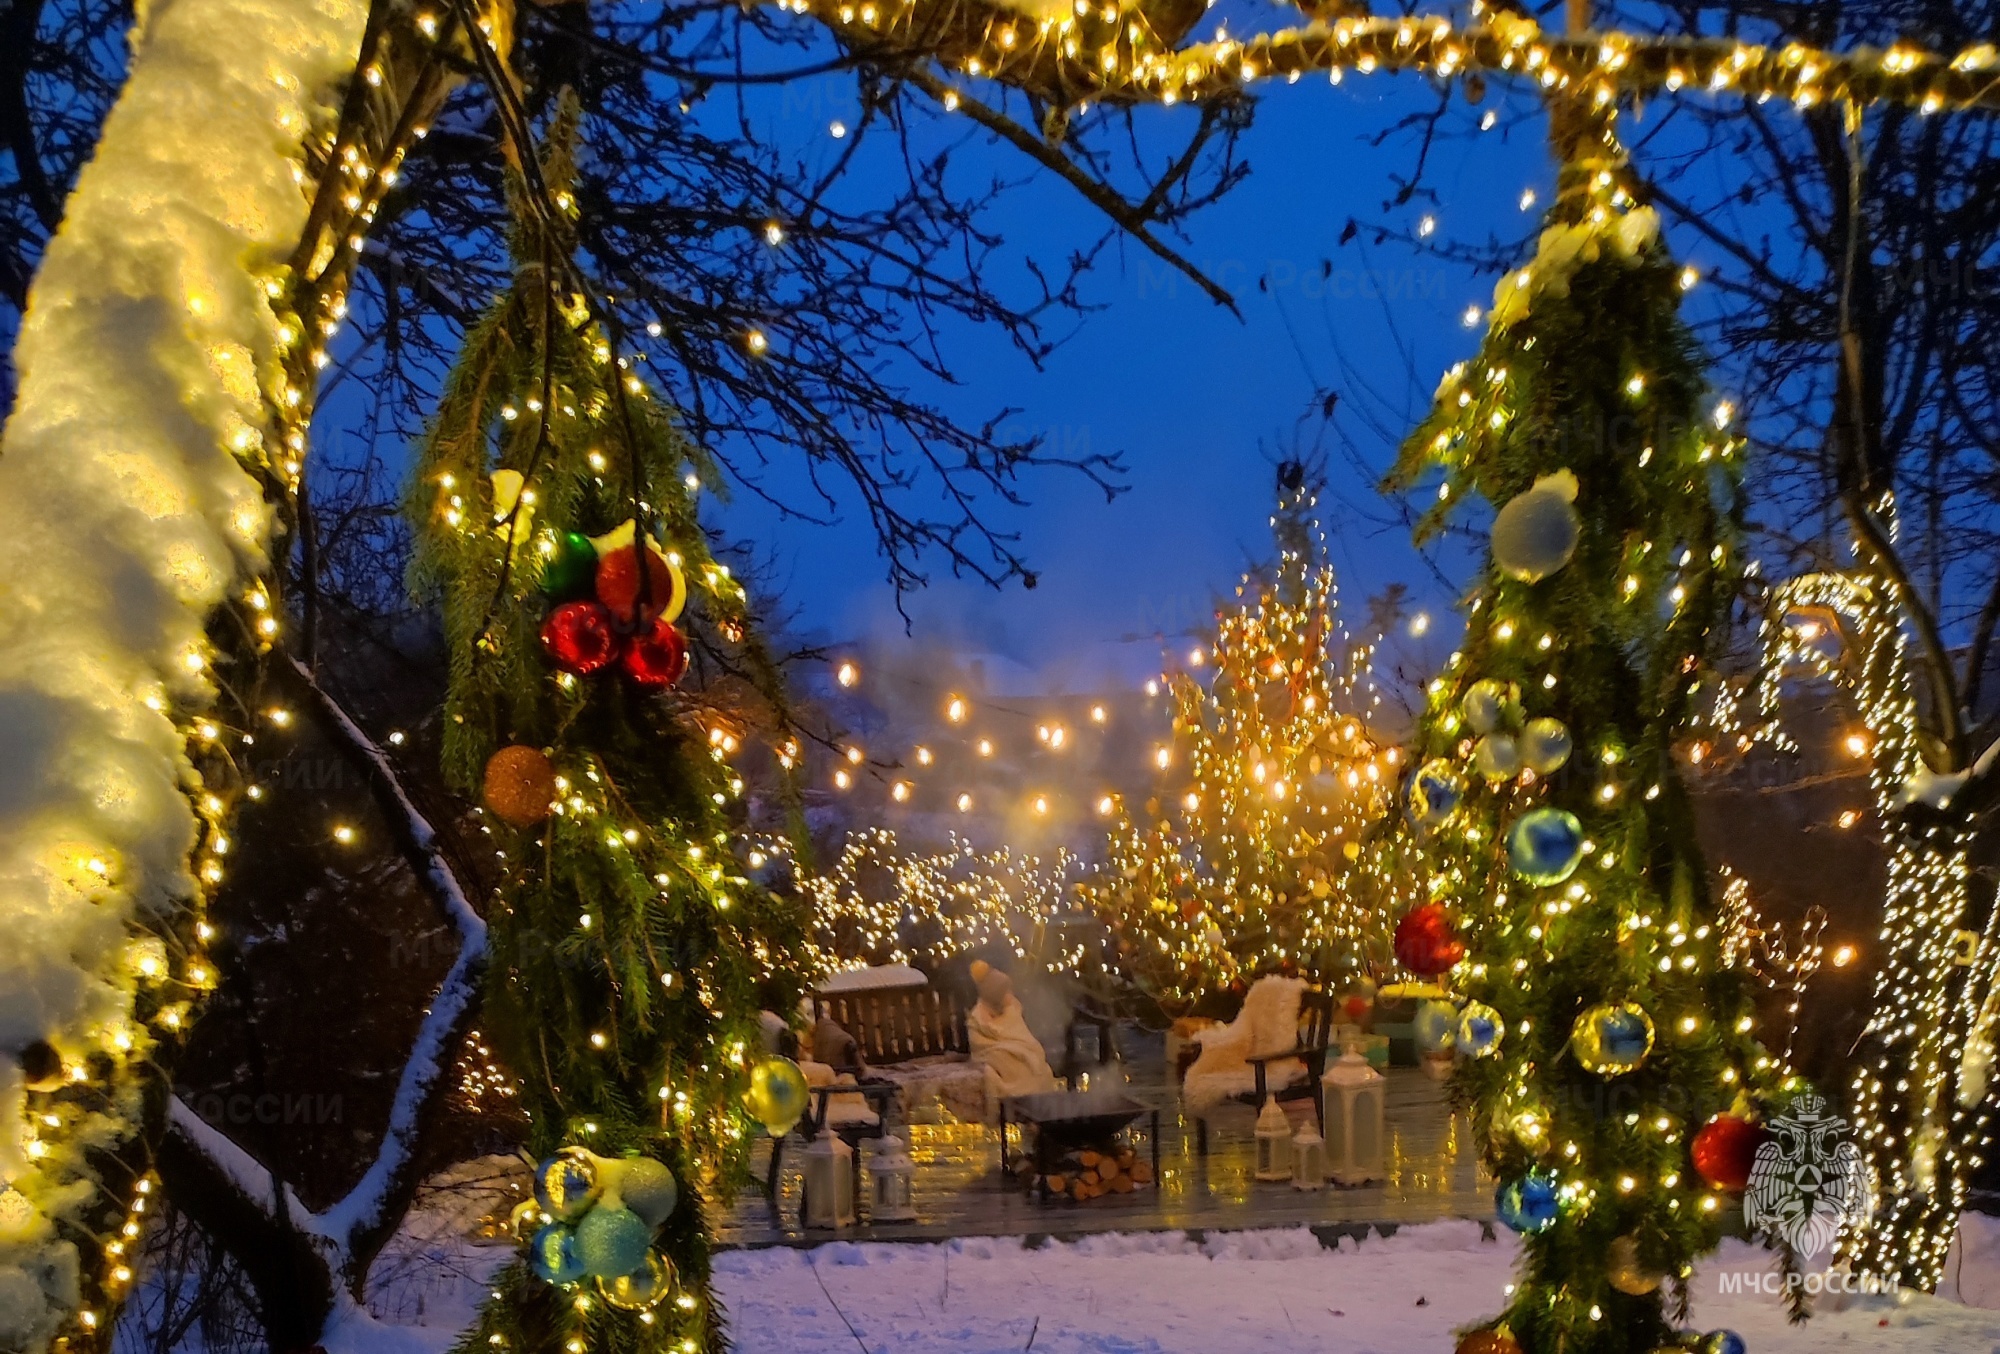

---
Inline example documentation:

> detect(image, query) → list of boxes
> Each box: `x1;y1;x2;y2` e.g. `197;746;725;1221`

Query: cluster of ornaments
1456;1328;1745;1354
539;521;691;689
524;1149;681;1309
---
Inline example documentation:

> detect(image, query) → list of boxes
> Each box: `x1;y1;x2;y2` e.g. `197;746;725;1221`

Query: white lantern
869;1135;916;1222
803;1134;856;1229
1254;1096;1292;1181
1321;1047;1386;1185
1291;1128;1326;1191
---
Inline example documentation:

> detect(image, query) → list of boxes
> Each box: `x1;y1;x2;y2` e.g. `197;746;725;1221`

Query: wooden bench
814;985;970;1071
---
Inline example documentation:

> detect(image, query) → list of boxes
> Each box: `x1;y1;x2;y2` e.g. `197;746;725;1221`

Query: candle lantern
869;1135;916;1222
1291;1128;1327;1190
1254;1096;1293;1181
802;1134;856;1229
1321;1046;1386;1185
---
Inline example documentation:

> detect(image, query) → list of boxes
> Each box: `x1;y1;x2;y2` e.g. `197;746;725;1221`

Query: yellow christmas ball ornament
599;1249;677;1311
1607;1235;1665;1295
744;1056;811;1137
483;745;557;827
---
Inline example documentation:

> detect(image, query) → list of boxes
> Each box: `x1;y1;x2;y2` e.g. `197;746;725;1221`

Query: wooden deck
717;1038;1493;1249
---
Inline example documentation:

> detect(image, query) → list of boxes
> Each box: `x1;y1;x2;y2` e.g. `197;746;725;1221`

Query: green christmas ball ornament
534;1150;600;1222
529;1221;586;1285
1462;679;1520;736
599;1250;677;1311
539;530;599;599
1456;1002;1504;1058
1491;469;1581;583
745;1055;812;1137
1474;733;1521;781
1570;1002;1656;1076
1407;759;1465;829
1507;807;1584;885
614;1156;680;1228
1414;1000;1458;1054
575;1204;653;1279
1520;717;1573;775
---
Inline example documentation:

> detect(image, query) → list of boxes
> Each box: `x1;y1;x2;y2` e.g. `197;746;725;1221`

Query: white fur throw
1182;977;1310;1113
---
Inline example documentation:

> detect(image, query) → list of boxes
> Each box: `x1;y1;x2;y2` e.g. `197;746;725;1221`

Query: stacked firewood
1021;1144;1155;1201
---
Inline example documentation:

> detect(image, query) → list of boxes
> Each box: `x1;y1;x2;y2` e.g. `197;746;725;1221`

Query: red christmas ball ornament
1691;1113;1765;1192
1394;902;1465;977
1342;994;1372;1023
596;543;685;624
622;617;689;688
540;601;619;675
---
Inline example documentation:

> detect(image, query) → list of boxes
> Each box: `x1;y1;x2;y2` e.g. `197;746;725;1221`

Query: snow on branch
0;0;367;1344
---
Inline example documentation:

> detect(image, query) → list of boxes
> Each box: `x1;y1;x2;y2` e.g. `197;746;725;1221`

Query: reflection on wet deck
717;1057;1493;1248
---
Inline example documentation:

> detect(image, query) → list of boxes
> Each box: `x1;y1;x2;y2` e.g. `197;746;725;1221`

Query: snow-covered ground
712;1220;2000;1353
136;1211;2000;1352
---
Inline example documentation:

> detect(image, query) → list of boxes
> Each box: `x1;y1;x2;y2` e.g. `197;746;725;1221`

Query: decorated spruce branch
407;119;810;1353
1381;108;1803;1353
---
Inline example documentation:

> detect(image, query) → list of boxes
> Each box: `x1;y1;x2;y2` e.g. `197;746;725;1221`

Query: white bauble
1492;470;1580;583
1520;718;1573;775
1462;679;1519;736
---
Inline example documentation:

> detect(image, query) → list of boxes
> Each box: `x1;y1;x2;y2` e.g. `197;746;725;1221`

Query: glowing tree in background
1384;104;1799;1351
409;124;807;1353
1092;462;1396;1015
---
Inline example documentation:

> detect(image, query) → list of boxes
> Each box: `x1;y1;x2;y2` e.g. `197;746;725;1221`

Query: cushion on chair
1182;977;1310;1113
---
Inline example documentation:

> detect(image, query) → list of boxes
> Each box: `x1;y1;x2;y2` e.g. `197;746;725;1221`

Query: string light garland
783;0;2000;117
1087;465;1396;1015
1754;564;1990;1291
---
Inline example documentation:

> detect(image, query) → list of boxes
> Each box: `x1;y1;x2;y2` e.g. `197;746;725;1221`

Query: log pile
1019;1143;1155;1202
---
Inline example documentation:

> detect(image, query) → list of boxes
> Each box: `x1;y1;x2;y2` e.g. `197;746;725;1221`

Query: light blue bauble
1492;474;1581;583
1462;679;1519;735
1520;718;1573;775
1507;807;1584;885
1414;1000;1458;1054
1407;759;1464;829
1494;1170;1560;1234
529;1222;585;1285
1474;734;1521;781
534;1152;600;1222
1700;1332;1746;1354
1456;1002;1504;1059
575;1204;653;1279
616;1156;679;1228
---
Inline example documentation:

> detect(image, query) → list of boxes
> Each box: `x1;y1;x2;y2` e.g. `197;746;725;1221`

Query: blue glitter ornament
534;1151;600;1222
1494;1171;1560;1234
1408;759;1464;829
529;1222;585;1285
1456;1002;1504;1059
575;1204;653;1279
1507;807;1584;885
1700;1332;1746;1354
1571;1002;1656;1076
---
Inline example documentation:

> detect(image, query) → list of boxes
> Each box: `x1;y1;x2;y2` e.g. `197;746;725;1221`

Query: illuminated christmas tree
1092;462;1396;1015
1384;107;1803;1352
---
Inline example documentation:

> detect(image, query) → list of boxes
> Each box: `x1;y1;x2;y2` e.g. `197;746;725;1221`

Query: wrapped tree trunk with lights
1755;568;1992;1291
1093;461;1394;1015
409;119;807;1354
1384;104;1802;1352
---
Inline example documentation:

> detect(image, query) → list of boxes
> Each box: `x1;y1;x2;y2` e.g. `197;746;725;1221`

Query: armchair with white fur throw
1181;976;1335;1156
